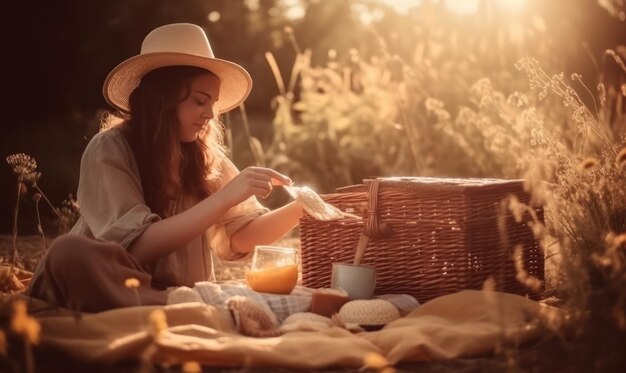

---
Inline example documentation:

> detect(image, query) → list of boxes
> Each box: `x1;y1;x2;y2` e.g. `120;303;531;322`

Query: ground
0;235;575;372
27;334;575;372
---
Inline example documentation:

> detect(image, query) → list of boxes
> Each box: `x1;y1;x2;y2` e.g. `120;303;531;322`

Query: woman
28;23;303;312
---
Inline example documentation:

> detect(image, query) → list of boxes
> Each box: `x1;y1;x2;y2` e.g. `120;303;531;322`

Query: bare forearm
129;189;232;265
230;201;303;255
129;165;295;265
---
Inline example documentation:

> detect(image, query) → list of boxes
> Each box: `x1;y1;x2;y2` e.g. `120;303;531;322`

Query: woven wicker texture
299;177;544;303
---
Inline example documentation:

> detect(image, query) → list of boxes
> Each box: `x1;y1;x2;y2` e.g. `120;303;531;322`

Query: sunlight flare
496;0;528;12
444;0;480;15
376;0;423;14
281;0;306;20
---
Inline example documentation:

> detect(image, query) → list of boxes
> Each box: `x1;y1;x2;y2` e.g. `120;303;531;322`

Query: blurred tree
1;0;625;233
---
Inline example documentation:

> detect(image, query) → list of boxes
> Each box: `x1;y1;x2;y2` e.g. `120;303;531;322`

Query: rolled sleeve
76;128;160;249
209;159;269;260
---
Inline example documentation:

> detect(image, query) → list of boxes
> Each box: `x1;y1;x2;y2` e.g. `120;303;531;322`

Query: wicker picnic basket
299;177;544;303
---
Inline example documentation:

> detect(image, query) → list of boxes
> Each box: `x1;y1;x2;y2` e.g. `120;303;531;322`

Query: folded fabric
226;295;282;337
362;290;563;364
175;281;313;322
226;297;346;337
37;290;563;369
376;294;420;316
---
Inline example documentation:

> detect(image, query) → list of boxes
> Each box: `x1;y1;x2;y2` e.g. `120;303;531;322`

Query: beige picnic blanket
37;290;561;369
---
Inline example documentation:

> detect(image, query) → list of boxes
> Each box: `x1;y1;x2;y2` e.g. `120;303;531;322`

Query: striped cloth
169;281;421;323
193;281;314;321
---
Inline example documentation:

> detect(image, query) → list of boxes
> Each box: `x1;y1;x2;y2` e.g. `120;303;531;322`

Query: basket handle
353;178;391;265
364;178;391;238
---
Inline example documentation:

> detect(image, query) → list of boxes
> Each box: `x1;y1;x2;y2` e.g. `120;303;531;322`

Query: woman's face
176;72;221;142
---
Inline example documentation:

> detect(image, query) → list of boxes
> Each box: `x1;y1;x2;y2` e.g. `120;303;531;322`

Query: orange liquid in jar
246;264;298;294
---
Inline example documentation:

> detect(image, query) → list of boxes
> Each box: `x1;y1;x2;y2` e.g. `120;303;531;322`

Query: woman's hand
129;166;291;264
217;166;292;206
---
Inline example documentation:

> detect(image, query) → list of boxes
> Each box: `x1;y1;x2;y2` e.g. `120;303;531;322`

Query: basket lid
336;176;525;193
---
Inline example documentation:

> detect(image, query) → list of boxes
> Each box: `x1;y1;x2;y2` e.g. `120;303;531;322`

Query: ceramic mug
330;263;376;299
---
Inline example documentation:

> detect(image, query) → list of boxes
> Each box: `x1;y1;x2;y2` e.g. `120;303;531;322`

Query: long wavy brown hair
123;66;228;217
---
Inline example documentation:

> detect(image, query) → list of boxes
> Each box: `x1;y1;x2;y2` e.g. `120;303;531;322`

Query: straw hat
103;23;252;114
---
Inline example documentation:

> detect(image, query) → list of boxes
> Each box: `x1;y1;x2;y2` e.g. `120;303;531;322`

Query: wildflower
59;195;80;217
57;195;80;234
182;361;202;373
64;194;79;211
6;153;37;177
124;277;140;289
11;299;41;345
148;309;168;337
425;98;451;122
363;352;390;370
33;193;42;202
506;91;528;107
470;78;493;100
616;148;626;166
580;157;598;170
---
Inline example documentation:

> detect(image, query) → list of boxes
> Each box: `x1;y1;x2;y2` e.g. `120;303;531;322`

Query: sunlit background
2;0;626;233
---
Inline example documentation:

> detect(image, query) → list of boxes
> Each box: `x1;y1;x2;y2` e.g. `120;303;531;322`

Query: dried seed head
6;153;37;176
33;193;42;202
61;195;80;212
